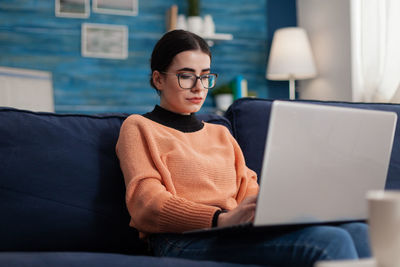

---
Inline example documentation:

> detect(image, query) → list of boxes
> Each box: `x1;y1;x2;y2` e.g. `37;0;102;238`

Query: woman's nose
191;77;203;91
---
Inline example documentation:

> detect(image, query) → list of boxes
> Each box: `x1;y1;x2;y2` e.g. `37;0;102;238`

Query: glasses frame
161;72;218;90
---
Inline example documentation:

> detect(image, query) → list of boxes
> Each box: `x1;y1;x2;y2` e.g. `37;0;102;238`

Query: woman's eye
180;74;193;80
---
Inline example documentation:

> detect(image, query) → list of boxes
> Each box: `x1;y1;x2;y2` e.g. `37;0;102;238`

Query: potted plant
187;0;202;35
188;0;199;17
211;84;234;111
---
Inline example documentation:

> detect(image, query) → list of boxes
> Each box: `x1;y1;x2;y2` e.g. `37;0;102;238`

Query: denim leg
149;225;359;267
338;222;371;258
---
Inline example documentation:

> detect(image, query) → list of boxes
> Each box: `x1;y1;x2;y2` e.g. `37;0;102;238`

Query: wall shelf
165;6;233;47
202;33;233;46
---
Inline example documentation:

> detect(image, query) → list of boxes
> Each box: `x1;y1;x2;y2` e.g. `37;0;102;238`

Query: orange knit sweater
116;115;259;237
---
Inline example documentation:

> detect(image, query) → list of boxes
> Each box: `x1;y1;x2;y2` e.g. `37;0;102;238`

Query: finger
241;203;256;212
247;213;255;223
242;195;258;204
240;210;255;223
236;206;256;220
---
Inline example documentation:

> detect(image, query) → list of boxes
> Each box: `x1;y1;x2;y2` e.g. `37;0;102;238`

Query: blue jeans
149;222;371;267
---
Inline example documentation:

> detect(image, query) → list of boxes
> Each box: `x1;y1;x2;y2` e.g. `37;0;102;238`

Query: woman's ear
152;71;164;92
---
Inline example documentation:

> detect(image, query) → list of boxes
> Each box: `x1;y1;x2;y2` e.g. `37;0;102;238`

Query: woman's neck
142;105;204;133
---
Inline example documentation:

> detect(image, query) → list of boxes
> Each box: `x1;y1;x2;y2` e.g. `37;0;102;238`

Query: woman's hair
149;30;212;93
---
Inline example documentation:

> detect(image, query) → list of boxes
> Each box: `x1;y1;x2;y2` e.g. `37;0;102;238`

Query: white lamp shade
267;27;317;80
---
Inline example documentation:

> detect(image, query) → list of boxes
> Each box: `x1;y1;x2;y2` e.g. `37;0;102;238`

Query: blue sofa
1;97;399;266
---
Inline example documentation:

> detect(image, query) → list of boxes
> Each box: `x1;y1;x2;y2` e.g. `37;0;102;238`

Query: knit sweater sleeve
116;116;219;234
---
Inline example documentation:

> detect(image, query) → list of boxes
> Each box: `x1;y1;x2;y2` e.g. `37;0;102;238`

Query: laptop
185;101;397;234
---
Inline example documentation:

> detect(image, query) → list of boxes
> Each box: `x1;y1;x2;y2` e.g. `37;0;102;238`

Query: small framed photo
55;0;90;18
93;0;138;16
81;23;129;60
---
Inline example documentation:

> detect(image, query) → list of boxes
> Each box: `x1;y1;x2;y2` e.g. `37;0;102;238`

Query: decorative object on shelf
186;0;202;35
230;75;248;100
81;23;129;60
211;84;234;112
55;0;90;18
187;16;203;35
92;0;138;16
177;15;232;46
166;5;178;31
166;1;233;46
187;0;200;17
202;14;215;36
266;27;316;100
176;14;187;30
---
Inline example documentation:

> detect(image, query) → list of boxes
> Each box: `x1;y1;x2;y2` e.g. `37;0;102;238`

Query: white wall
297;0;353;101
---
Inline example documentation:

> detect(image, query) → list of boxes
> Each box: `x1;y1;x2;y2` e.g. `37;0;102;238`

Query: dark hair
150;30;212;93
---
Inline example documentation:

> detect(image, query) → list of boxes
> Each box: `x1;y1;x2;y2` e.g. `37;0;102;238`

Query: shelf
202;33;233;46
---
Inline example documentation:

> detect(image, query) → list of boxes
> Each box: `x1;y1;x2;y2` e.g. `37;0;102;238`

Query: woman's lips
187;98;203;104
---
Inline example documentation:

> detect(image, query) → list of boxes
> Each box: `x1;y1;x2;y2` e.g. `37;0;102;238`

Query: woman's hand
217;195;258;227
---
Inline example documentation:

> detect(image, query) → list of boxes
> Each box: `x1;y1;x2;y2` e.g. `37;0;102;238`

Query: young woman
116;30;371;267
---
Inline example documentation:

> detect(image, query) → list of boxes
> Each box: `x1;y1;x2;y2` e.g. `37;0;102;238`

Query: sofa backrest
225;98;400;190
0;108;231;253
0;108;141;253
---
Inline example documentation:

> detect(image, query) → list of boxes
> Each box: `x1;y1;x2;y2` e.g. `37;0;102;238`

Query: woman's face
154;50;211;115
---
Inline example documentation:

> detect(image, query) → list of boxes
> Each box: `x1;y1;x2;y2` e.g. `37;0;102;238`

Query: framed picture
55;0;90;18
92;0;138;16
81;23;129;60
0;66;54;112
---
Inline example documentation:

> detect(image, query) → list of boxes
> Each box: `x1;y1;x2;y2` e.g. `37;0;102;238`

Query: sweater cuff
159;197;220;232
212;210;222;227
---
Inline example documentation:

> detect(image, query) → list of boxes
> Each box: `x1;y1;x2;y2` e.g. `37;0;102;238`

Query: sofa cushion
197;113;233;134
225;98;400;190
0;108;143;253
225;98;273;182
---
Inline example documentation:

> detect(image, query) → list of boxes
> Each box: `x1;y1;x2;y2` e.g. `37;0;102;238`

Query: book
232;75;248;100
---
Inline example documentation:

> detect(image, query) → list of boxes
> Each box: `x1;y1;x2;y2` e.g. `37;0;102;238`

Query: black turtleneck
142;105;204;133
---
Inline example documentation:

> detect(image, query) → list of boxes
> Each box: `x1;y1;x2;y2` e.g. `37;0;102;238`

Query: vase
214;94;233;111
202;15;215;37
176;15;187;30
187;16;203;35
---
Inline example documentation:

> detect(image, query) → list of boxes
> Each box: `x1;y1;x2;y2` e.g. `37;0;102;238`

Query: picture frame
0;66;54;112
92;0;138;16
81;23;129;60
55;0;90;18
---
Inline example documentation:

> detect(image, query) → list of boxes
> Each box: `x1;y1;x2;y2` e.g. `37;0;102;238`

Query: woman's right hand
217;195;258;227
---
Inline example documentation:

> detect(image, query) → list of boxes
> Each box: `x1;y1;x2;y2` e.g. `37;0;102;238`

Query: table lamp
266;27;317;100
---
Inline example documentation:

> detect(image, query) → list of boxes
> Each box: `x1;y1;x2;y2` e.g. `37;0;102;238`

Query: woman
116;30;370;267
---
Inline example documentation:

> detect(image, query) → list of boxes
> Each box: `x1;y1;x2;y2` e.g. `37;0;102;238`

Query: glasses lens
201;74;217;89
177;73;217;89
178;73;196;89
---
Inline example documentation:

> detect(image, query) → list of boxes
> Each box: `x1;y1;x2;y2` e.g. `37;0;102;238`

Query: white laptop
185;101;397;233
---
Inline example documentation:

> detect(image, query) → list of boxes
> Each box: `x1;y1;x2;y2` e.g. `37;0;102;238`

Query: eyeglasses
162;72;218;90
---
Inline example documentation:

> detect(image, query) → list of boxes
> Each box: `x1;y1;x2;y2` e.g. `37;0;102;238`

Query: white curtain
352;0;400;102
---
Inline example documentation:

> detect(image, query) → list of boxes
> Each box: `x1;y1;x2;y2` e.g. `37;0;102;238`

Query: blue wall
266;0;298;99
0;0;296;114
